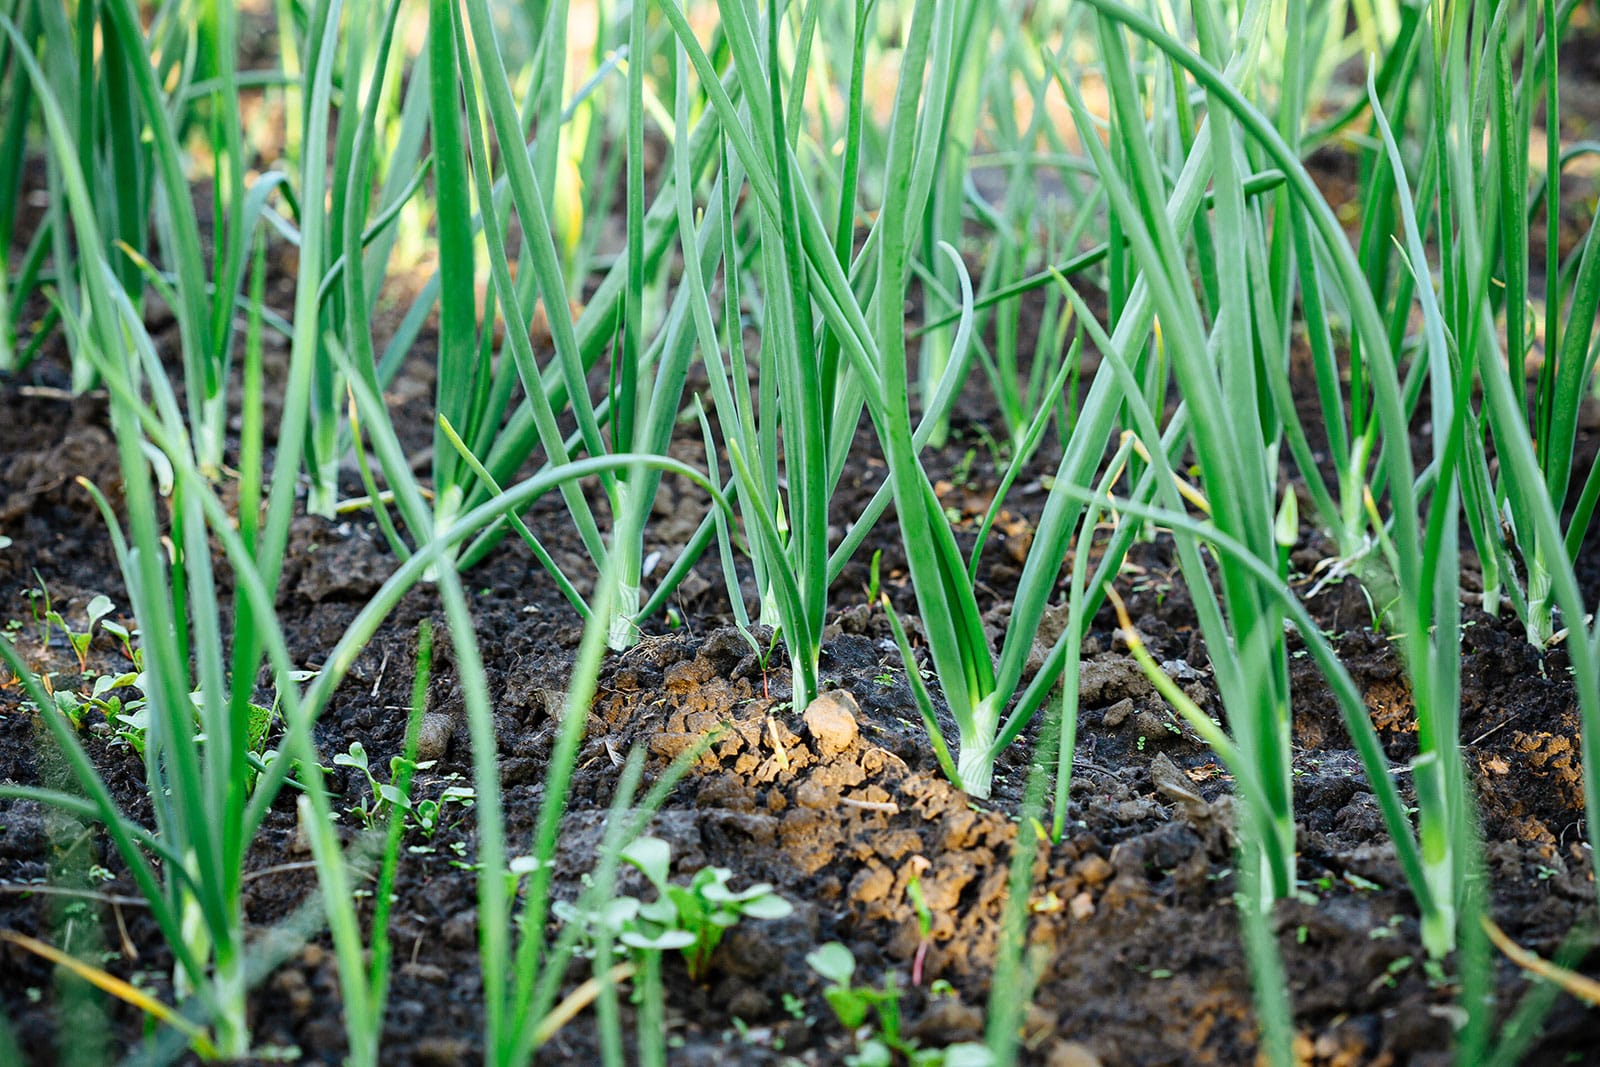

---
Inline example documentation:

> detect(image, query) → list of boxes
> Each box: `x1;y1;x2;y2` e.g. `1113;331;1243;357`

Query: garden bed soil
2;293;1599;1066
5;36;1600;1065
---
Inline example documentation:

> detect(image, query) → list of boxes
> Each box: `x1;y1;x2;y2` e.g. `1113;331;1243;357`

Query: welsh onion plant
288;0;430;516
1084;479;1495;1065
675;4;900;710
416;0;711;646
1057;470;1459;1063
861;0;1298;801
914;0;993;450
1046;10;1301;907
1389;0;1600;911
0;0;31;369
1271;0;1600;649
339;331;756;1065
0;0;160;376
675;55;816;668
1069;0;1594;962
0;0;274;475
646;0;1268;799
943;7;1104;452
637;0;1002;712
336;0;757;650
0;19;306;1051
6;40;737;1050
449;62;734;551
1362;63;1479;958
1022;0;1355;931
1412;0;1600;648
0;0;59;372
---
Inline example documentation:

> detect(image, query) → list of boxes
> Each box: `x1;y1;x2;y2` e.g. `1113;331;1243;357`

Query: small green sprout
806;941;896;1034
1383;955;1414;987
45;594;116;673
43;667;142;733
25;576;50;645
905;855;934;986
99;618;139;663
734;625;785;701
620;836;793;982
806;942;992;1067
950;448;977;489
332;741;443;832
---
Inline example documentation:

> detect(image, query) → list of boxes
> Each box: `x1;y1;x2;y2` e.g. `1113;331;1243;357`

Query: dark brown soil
3;287;1599;1067
5;30;1600;1066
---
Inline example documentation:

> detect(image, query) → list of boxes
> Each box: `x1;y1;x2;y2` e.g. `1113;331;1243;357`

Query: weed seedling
98;618;137;663
905;856;934;986
620;836;792;982
333;742;439;832
736;626;785;702
866;550;884;606
24;576;49;646
43;594;115;674
806;942;992;1067
807;942;906;1047
53;670;141;733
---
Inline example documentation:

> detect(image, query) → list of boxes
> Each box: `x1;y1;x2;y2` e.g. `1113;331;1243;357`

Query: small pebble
416;711;454;763
1049;1040;1105;1067
1074;854;1113;887
413;1037;473;1066
803;691;860;757
442;908;477;949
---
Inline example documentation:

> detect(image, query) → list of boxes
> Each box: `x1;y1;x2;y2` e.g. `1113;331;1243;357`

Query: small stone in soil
724;986;769;1021
413;1036;474;1066
1048;1040;1106;1067
443;908;477;949
1074;854;1113;887
398;962;448;984
416;711;454;763
803;691;860;757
